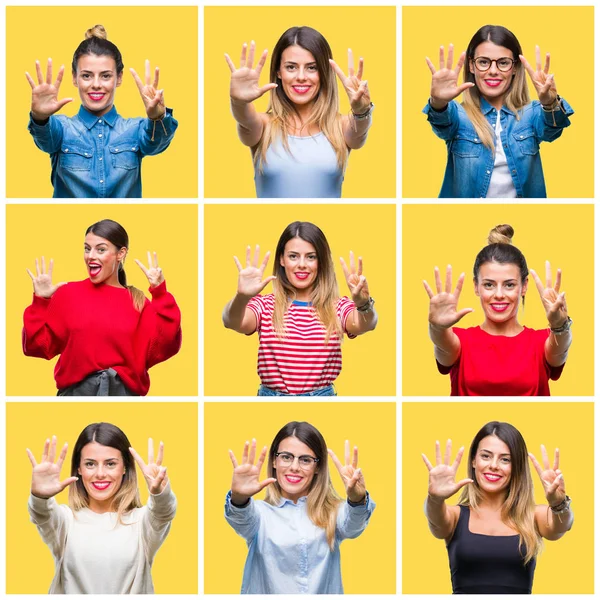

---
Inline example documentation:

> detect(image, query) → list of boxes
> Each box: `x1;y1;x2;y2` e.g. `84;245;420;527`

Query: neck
87;498;114;514
481;317;523;336
478;490;507;512
482;93;505;111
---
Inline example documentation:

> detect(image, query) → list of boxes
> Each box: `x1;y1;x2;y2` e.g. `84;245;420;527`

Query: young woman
423;224;571;395
225;421;375;594
423;25;573;198
225;26;374;198
26;24;178;198
222;221;377;396
27;423;176;594
422;421;572;594
23;219;181;395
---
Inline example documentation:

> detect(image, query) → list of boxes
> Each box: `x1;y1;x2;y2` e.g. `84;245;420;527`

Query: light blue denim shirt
224;490;375;594
28;105;178;198
422;96;573;198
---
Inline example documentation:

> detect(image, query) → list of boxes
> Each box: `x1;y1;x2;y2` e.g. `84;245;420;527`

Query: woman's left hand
130;438;169;495
130;60;166;120
328;440;366;504
135;251;165;288
529;445;565;508
329;49;371;115
340;251;370;308
529;261;568;329
519;46;558;106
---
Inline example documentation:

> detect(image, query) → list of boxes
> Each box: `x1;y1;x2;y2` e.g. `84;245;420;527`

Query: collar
291;299;312;306
276;495;308;507
479;96;513;116
77;105;118;129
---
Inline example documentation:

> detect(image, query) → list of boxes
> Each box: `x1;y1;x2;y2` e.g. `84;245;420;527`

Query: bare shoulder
444;504;462;542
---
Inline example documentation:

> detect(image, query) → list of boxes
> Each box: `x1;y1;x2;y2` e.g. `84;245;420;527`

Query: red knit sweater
22;279;181;395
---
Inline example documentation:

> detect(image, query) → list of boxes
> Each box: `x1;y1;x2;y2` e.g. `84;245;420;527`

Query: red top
22;279;181;395
436;326;564;396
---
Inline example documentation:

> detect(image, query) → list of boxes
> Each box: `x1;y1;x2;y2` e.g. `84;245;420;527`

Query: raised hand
234;245;276;299
135;251;164;288
422;439;473;500
130;60;166;120
225;41;278;104
425;44;475;107
529;445;565;508
229;439;276;504
519;46;557;106
340;251;370;308
26;58;73;120
130;438;168;495
529;261;568;329
26;436;78;499
26;257;66;298
328;440;366;503
329;49;371;115
423;265;474;329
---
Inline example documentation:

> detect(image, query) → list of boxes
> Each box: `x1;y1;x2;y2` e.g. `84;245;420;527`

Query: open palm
422;439;473;500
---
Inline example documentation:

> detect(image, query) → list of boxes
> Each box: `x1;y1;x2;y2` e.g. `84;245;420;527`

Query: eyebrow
480;448;511;456
84;243;109;247
82;457;121;462
283;61;317;66
482;278;518;283
80;70;114;74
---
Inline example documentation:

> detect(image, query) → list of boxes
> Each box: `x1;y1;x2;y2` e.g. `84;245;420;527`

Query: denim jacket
422;96;573;198
28;105;178;198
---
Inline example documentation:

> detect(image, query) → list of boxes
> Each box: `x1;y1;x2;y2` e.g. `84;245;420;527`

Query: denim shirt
28;105;178;198
423;96;573;198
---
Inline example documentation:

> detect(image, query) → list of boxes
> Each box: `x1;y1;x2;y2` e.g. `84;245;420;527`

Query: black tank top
447;505;536;594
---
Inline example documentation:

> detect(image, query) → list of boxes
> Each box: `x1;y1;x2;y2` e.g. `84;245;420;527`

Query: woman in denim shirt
423;25;573;198
26;25;178;198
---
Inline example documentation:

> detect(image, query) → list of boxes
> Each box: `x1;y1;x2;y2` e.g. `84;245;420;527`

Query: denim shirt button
98;134;103;138
99;156;103;161
520;135;524;139
100;179;104;183
474;138;478;142
486;170;491;175
512;170;517;174
98;120;102;124
64;148;69;152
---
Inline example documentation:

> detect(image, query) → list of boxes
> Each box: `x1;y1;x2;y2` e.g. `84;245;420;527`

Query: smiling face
84;232;126;287
73;54;122;116
472;435;512;495
469;41;516;108
78;441;125;513
273;436;319;503
280;237;318;301
277;45;321;107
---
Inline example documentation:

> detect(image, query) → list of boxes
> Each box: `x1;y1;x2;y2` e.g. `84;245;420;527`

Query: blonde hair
85;24;108;40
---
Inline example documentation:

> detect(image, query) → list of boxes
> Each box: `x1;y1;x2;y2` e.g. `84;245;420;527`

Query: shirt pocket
109;141;140;170
59;144;93;171
450;133;483;158
513;127;539;156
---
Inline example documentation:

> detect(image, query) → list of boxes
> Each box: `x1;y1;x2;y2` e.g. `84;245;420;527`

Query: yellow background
402;204;593;396
204;6;396;198
6;6;198;198
204;204;396;396
402;6;594;198
402;402;594;594
7;204;198;396
204;401;396;594
6;402;198;594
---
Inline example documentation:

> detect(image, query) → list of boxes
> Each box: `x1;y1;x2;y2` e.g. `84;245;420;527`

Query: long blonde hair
254;26;348;173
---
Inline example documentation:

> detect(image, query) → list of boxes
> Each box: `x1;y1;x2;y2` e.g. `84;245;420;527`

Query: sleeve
422;99;460;141
337;297;358;339
246;295;266;334
22;293;64;360
532;98;574;143
145;281;182;368
28;495;72;559
27;113;64;154
335;492;375;541
141;483;177;562
137;108;179;156
537;328;566;381
224;490;261;542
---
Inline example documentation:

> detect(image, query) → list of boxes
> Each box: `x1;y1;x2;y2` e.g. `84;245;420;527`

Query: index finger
553;447;559;470
339;256;350;280
357;257;363;277
327;448;344;476
153;66;160;89
352;445;358;469
255;49;269;75
129;446;147;471
541;444;550;470
26;448;38;468
446;43;454;71
129;68;145;94
544;52;550;74
256;445;268;472
455;51;467;75
228;449;239;468
156;441;164;466
56;442;69;470
153;251;159;268
452;446;465;472
134;258;149;277
356;57;364;80
528;452;544;478
148;437;155;464
554;268;562;293
454;272;466;299
348;48;355;77
545;260;552;289
329;59;346;83
46;57;53;85
147;251;152;269
145;59;151;85
224;53;236;73
535;45;541;71
528;269;545;296
519;55;536;81
345;440;350;466
259;250;271;274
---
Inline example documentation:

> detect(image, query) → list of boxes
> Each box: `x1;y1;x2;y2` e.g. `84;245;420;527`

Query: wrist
31;110;51;123
429;97;448;112
427;492;446;505
231;492;250;507
355;296;375;312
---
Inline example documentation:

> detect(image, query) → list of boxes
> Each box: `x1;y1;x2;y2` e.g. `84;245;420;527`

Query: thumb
258;477;277;491
56;98;73;110
258;276;276;292
258;83;278;97
59;476;78;492
454;307;474;323
55;282;67;290
455;478;473;491
456;82;475;95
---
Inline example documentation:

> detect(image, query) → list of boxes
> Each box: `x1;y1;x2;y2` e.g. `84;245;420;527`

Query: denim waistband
257;384;336;397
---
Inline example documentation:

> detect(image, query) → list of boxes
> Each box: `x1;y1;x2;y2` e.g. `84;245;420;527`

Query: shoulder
336;296;355;309
523;326;550;341
249;293;274;306
451;326;477;339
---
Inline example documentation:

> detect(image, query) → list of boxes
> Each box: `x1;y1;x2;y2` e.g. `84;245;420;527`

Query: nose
490;457;500;470
488;60;500;76
296;67;307;81
289;457;301;471
298;256;306;268
493;285;505;299
96;464;106;477
92;75;102;88
88;249;98;260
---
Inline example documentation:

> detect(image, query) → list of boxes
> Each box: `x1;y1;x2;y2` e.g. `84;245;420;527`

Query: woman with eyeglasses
225;421;375;594
423;25;573;198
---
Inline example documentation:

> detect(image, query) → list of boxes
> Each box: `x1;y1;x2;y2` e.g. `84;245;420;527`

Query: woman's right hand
26;257;66;298
228;439;276;505
225;41;278;104
425;44;475;107
25;58;73;121
422;439;473;500
233;245;276;299
26;436;78;499
423;265;473;329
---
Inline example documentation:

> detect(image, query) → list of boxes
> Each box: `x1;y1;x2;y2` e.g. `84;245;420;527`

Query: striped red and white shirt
247;294;356;394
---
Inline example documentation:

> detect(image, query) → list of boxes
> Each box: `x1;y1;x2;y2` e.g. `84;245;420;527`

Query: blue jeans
257;385;336;396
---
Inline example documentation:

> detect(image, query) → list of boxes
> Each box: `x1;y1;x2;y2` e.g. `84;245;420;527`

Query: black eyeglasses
275;452;319;468
472;56;517;72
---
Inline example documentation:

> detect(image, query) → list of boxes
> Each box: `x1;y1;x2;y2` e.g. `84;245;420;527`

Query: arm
340;252;377;336
336;492;376;540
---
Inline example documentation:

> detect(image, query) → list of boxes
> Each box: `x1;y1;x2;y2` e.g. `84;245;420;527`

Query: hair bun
488;224;514;245
85;24;107;40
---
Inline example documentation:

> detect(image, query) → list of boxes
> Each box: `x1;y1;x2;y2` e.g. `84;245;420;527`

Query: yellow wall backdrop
402;402;593;594
7;6;198;198
7;204;198;396
402;204;593;396
204;6;395;198
402;6;593;198
205;204;396;396
205;401;395;594
7;402;198;594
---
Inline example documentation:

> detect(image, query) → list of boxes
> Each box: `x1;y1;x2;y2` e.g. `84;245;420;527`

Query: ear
117;71;123;87
522;277;529;295
473;277;480;297
468;58;475;75
77;467;81;475
72;71;78;87
117;246;127;262
280;255;285;267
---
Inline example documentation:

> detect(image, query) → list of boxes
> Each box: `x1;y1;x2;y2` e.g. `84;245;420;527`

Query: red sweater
436;326;564;396
23;279;181;395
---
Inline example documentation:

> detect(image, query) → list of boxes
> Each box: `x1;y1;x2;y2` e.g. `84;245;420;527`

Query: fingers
439;45;445;71
247;41;256;70
553;447;559;470
545;260;552;289
129;446;147;471
421;453;433;471
357;56;364;80
423;279;434;299
256;445;268;473
541;444;550;470
147;251;153;270
444;439;451;466
241;440;250;464
353;276;366;297
41;437;50;462
145;59;151;85
457;82;476;94
56;97;73;110
446;43;454;71
46;57;53;85
257;83;278;96
339;256;350;281
347;467;362;490
129;68;145;95
26;448;38;468
327;448;344;476
42;256;46;276
535;45;541;72
153;66;160;89
329;59;346;83
255;48;269;75
59;476;79;492
425;56;436;75
454;307;475;323
258;275;277;293
36;60;43;85
435;440;441;465
48;435;57;462
155;465;168;488
345;439;351;465
259;250;271;274
48;258;54;279
25;71;35;89
248;438;257;464
519;55;536;82
434;266;442;294
348;48;354;77
26;268;35;281
357;256;363;277
544;52;550;74
445;264;452;294
228;449;239;468
134;258;150;277
253;245;260;269
452;446;465;472
456;477;474;491
352;445;358;469
56;442;69;470
453;272;466;299
455;51;467;74
225;53;236;73
258;477;277;491
240;42;248;68
546;472;563;495
528;452;544;478
528;269;545;297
